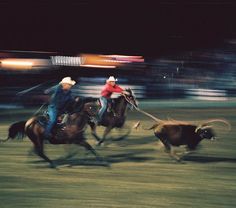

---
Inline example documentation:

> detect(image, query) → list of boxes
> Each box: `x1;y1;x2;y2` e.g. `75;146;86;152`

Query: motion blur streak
1;60;33;66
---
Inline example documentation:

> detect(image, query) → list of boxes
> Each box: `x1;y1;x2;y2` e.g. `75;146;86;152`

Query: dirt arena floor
0;100;235;208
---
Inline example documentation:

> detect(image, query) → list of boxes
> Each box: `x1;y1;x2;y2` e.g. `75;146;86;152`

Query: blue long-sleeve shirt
45;84;74;112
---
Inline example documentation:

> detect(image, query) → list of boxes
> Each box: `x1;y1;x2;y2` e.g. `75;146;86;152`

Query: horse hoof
50;163;57;168
96;141;104;147
175;158;182;162
164;149;171;154
96;157;110;167
96;156;104;162
173;156;184;163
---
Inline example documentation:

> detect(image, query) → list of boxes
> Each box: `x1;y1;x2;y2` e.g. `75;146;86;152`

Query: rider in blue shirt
44;77;76;138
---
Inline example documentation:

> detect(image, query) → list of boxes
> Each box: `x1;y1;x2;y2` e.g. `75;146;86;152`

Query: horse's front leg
75;139;100;159
98;126;113;146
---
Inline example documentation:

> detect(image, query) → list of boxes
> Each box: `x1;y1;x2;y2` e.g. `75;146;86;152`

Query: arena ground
0;99;235;208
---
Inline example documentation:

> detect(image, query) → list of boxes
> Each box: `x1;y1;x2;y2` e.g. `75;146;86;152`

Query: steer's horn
195;125;212;133
201;119;231;131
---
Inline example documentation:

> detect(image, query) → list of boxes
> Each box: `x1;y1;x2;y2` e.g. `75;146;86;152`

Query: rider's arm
112;85;129;95
44;84;59;95
107;84;124;93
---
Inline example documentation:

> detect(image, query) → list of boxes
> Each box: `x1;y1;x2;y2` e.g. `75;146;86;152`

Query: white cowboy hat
107;76;118;82
60;77;76;85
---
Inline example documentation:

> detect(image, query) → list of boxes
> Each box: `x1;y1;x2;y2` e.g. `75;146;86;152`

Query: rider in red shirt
101;80;124;98
94;76;129;124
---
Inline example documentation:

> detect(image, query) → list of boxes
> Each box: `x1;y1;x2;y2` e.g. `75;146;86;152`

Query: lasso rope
123;94;162;123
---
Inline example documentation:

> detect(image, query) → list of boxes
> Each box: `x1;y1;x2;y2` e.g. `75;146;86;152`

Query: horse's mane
113;89;135;108
70;97;98;113
113;95;124;101
112;96;126;108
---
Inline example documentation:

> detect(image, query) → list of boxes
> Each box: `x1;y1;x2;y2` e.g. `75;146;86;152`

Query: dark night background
0;0;236;57
1;0;236;103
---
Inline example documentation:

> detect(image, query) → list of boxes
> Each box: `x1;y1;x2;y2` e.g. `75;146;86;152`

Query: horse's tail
1;121;27;143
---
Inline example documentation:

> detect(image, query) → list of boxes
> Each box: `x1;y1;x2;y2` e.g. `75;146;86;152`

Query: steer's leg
179;144;199;159
155;133;171;153
157;134;181;162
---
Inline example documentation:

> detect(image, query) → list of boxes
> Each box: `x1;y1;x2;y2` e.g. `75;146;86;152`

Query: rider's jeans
98;96;108;121
45;105;58;135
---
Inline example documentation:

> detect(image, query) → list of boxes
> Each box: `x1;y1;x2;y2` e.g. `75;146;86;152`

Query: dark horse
4;103;100;168
86;89;138;145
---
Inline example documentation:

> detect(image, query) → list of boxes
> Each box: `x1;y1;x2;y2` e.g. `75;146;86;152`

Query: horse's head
83;102;99;117
123;88;138;108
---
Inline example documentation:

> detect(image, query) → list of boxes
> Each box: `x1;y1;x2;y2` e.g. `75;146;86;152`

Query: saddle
37;114;68;129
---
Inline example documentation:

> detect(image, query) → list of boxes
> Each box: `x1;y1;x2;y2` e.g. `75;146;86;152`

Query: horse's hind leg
36;146;56;168
30;136;55;168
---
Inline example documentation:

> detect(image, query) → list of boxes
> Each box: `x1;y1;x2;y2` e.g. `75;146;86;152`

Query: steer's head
195;125;216;140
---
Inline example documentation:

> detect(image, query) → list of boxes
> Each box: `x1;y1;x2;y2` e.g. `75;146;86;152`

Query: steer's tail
144;123;160;130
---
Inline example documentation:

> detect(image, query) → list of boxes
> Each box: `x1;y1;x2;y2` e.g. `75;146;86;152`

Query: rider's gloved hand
75;97;80;102
122;91;130;95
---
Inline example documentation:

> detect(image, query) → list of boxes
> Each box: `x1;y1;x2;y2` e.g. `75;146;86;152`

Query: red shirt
101;83;124;98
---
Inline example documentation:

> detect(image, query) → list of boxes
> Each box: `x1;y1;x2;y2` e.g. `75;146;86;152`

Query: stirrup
61;114;69;124
90;117;99;125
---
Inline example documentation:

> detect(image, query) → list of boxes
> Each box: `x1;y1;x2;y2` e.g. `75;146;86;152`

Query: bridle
122;93;137;110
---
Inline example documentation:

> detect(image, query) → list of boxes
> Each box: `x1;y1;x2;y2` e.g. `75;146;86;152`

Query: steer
145;119;230;161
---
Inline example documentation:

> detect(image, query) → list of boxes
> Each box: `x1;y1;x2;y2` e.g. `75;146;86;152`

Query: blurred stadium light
0;58;51;70
51;56;84;66
1;59;33;69
1;41;236;106
186;89;228;101
50;54;144;68
1;60;33;66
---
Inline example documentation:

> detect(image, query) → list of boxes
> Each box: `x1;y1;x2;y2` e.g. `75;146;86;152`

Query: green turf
0;101;236;208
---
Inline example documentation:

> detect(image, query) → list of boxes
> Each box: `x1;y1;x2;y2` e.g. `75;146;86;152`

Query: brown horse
86;89;138;145
4;103;100;168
